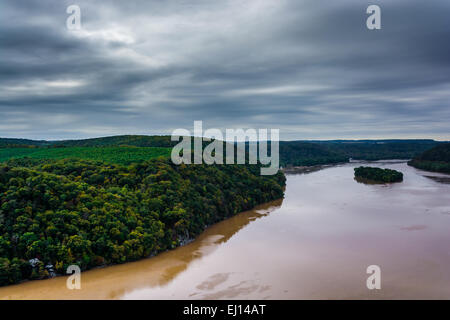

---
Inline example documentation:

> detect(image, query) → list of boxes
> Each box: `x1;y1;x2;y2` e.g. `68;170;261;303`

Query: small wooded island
354;166;403;183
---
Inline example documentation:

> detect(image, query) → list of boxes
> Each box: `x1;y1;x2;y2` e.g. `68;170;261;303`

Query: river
1;161;450;299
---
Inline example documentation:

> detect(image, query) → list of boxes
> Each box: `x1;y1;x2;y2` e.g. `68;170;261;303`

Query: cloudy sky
1;0;449;140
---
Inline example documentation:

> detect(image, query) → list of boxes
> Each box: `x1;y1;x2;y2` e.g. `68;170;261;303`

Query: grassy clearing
0;146;171;165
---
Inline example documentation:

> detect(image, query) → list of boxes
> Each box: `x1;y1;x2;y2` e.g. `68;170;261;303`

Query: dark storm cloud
0;0;449;140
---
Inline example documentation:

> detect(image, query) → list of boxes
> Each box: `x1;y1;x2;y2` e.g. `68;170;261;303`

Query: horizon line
1;134;449;143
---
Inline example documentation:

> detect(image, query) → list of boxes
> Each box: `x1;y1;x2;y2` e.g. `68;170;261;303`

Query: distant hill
278;139;441;166
410;142;450;162
316;140;440;161
279;141;347;166
0;138;50;148
408;143;450;173
52;135;176;148
0;136;446;167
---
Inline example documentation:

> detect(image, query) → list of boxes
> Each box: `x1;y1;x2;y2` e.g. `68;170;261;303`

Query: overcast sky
1;0;449;140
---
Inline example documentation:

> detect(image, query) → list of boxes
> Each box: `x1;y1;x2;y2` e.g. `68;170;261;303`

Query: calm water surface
1;161;450;299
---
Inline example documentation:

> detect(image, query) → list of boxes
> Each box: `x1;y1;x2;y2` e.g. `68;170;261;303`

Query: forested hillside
279;141;347;166
0;138;50;148
319;140;440;161
0;157;285;285
52;135;176;148
2;136;441;167
408;143;450;173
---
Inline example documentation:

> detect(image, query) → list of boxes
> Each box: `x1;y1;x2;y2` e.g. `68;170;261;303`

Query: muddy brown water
1;161;450;299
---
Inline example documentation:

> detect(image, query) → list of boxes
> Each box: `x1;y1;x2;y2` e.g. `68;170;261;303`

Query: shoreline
0;198;284;297
282;163;344;175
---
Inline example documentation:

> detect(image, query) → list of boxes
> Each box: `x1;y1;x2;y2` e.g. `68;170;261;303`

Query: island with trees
354;166;403;183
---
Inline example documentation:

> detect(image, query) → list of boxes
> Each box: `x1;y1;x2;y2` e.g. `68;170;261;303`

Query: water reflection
424;175;450;184
353;176;403;185
282;164;332;175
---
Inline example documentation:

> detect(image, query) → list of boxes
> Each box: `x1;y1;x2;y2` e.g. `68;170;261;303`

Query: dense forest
279;141;348;166
0;157;285;286
318;140;440;161
1;136;442;167
0;138;50;148
407;143;450;174
52;135;176;148
354;166;403;183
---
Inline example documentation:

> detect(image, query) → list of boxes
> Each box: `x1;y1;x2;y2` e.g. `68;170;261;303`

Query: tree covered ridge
0;158;285;286
52;135;176;148
1;136;443;167
279;141;348;166
408;143;450;174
